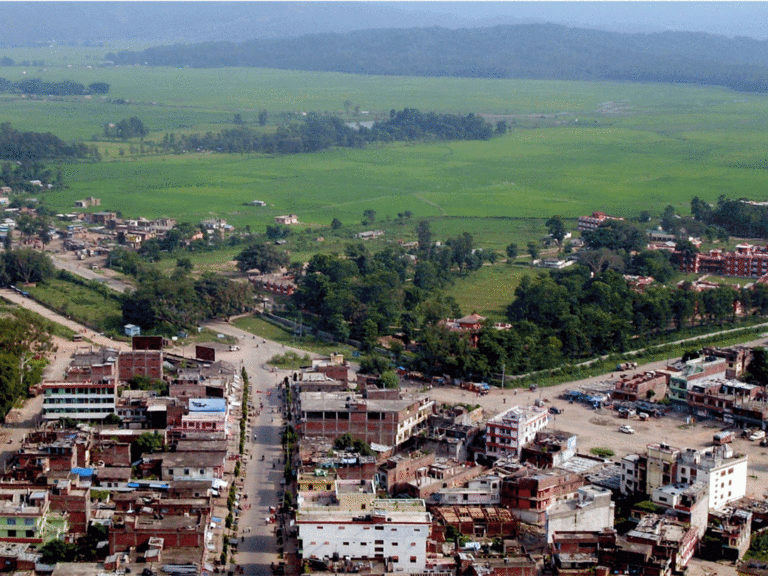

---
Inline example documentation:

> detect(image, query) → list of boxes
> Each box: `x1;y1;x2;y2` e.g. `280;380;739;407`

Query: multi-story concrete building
651;482;708;538
485;405;549;460
686;378;759;422
296;479;431;572
545;485;615;543
298;391;434;448
620;454;647;496
0;489;67;544
520;430;577;469
626;514;697;574
430;475;502;506
700;346;753;379
665;356;727;406
41;381;117;421
623;443;748;510
678;446;748;510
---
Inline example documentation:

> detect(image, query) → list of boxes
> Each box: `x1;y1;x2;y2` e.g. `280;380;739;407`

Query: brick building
108;514;207;554
612;371;668;402
500;470;584;525
378;451;435;494
700;346;753;379
297;391;434;447
676;244;768;277
118;350;163;382
577;211;623;232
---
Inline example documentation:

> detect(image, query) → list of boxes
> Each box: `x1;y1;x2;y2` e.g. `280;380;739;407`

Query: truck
616;361;638;371
713;430;734;445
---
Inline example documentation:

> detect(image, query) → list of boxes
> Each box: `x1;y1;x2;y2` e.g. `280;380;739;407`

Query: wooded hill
109;24;768;92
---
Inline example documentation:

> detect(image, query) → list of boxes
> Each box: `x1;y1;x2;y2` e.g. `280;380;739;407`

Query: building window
24;518;34;526
6;519;15;526
410;556;417;563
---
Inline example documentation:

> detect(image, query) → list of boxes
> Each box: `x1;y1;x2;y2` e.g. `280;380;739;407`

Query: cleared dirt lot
407;366;768;500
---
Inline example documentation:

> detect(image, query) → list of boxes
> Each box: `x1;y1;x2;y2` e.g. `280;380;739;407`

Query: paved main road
202;320;317;576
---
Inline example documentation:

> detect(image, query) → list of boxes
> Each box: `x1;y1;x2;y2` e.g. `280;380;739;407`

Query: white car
749;430;765;441
619;425;635;434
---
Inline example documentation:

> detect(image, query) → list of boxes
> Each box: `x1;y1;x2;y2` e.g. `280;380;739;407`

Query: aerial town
5;6;768;576
4;191;768;576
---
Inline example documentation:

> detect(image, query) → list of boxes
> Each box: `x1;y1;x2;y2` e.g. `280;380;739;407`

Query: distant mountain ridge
109;23;768;92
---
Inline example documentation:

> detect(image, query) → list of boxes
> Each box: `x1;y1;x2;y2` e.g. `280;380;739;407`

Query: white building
430;475;502;506
678;446;748;510
621;443;748;511
297;479;431;571
485;405;550;460
545;485;615;543
41;381;117;421
620;454;645;496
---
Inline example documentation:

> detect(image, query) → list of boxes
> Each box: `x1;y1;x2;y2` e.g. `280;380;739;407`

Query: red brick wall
118;351;163;382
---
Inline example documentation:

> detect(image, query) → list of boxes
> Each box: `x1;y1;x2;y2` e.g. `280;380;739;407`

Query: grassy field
0;302;76;340
25;278;124;335
444;263;541;320
5;57;768;319
43;118;768;234
232;315;356;357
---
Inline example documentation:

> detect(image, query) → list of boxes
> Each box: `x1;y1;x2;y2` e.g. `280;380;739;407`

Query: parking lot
409;369;768;500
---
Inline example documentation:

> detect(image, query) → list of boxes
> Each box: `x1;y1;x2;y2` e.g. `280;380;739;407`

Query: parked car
229;345;240;351
619;425;635;434
549;406;562;415
749;430;766;441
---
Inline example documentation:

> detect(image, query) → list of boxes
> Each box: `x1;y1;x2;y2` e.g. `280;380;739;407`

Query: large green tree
235;242;289;273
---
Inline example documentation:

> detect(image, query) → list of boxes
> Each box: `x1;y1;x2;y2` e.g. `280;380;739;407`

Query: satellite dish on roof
172;336;178;341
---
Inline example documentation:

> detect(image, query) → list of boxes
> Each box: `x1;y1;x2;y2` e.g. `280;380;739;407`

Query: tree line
155;108;496;156
0;160;64;192
410;265;768;380
106;24;768;93
0;309;54;420
0;122;100;162
0;77;109;96
690;195;768;239
118;263;254;333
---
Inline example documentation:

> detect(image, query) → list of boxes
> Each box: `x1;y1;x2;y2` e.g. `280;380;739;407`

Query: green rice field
5;54;768;317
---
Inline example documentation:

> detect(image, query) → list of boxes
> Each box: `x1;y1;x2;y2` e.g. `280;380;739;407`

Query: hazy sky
3;2;768;46
404;2;768;38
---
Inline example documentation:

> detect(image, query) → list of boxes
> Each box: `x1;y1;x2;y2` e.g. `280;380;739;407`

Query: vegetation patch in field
268;351;311;369
25;277;123;336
